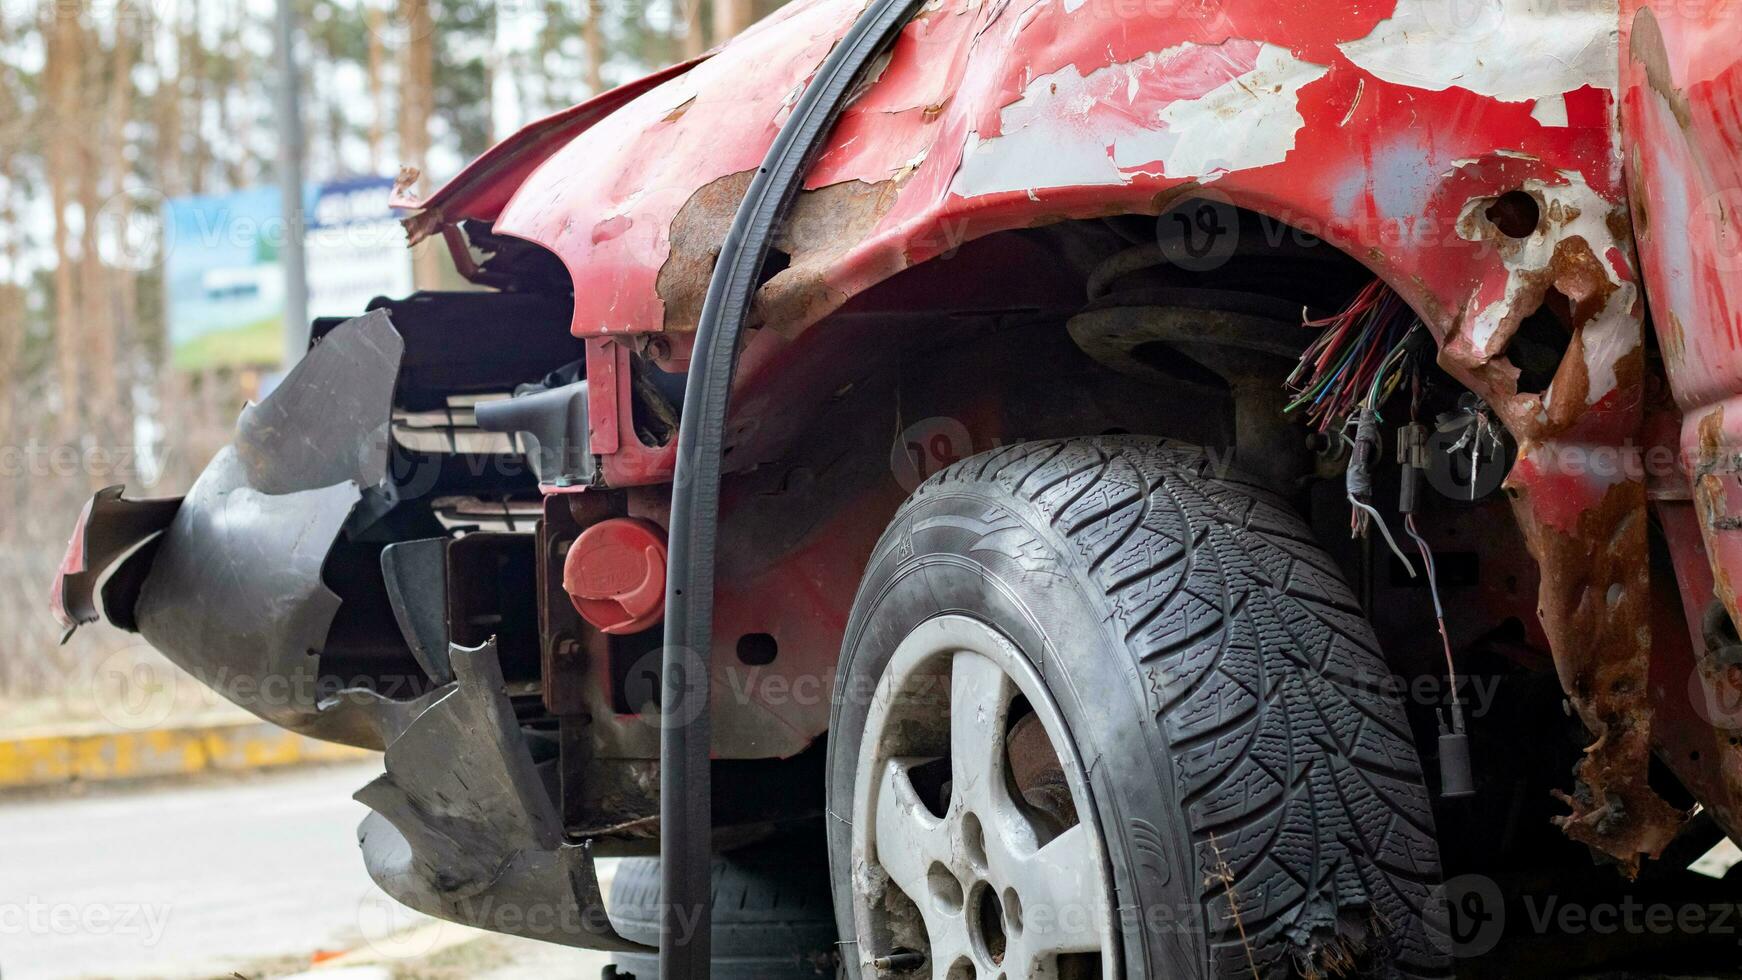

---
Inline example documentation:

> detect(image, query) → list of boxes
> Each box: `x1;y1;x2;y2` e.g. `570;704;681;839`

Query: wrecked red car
52;0;1742;977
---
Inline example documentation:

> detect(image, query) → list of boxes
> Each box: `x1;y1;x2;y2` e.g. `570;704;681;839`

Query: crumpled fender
484;0;1632;351
443;0;1695;868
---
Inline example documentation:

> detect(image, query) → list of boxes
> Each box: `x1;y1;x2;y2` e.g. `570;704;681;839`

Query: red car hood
397;57;707;241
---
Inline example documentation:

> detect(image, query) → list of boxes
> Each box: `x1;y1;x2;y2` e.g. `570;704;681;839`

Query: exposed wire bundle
1283;278;1477;797
1285;279;1421;434
1285;278;1425;575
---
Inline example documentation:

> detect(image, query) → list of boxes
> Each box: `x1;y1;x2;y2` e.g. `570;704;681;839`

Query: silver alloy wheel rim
850;614;1118;979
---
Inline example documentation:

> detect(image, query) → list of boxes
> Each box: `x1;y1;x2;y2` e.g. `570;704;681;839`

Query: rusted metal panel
485;0;1631;357
1621;0;1742;861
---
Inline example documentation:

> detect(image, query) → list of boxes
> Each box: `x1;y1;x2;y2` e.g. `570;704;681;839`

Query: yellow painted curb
0;717;374;789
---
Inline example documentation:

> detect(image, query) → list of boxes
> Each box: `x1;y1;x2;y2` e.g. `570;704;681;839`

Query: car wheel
607;835;840;978
827;436;1447;979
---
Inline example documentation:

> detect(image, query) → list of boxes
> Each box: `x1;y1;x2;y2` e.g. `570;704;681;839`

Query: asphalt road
5;759;1741;980
0;762;615;980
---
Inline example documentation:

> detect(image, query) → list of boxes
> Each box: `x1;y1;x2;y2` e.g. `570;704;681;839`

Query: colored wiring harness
1289;279;1423;572
1286;279;1420;434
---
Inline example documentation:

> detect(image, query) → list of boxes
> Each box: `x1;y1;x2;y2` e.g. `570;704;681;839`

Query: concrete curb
0;716;375;790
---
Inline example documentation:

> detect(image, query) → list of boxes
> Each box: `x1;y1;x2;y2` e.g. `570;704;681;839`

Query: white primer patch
1531;93;1570;127
951;42;1328;197
1338;0;1618;103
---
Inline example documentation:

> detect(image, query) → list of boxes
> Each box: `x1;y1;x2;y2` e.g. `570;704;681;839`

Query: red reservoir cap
562;517;669;635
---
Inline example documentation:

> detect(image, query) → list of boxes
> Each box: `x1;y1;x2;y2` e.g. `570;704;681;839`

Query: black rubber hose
657;2;922;978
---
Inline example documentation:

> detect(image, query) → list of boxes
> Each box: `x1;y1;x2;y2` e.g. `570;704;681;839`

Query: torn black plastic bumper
50;310;418;748
143;309;413;746
48;306;637;951
357;638;646;952
51;486;183;635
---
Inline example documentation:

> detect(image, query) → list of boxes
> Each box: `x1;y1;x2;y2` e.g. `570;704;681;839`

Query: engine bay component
475;369;595;486
562;517;669;635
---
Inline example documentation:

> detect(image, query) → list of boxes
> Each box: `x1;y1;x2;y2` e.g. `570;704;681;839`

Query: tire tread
915;436;1445;978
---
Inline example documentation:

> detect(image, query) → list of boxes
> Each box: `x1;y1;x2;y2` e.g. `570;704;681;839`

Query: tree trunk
398;0;439;287
368;3;385;172
187;0;208;194
78;29;115;447
44;3;82;437
583;0;605;94
682;0;706;58
91;7;135;440
0;57;20;445
156;8;184;198
713;0;751;43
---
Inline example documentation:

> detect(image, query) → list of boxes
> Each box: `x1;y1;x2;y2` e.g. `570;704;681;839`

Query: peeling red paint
483;0;1629;348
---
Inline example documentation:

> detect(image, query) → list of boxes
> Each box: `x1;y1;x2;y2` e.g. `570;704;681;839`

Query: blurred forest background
0;0;784;724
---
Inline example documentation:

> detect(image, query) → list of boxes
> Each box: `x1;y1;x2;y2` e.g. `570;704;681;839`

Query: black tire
607;838;839;979
826;436;1447;979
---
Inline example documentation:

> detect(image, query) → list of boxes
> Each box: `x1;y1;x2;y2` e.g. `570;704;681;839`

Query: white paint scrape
1338;0;1618;102
1133;45;1331;179
950;42;1328;198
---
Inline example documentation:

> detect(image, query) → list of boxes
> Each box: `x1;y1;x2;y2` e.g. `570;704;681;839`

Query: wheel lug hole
962;811;988;870
969;880;1008;966
1002;887;1023;936
927;862;964;914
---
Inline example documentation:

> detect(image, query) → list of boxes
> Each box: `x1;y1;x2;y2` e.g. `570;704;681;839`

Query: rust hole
1509;288;1574;395
1486;190;1542;239
756;246;792;290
